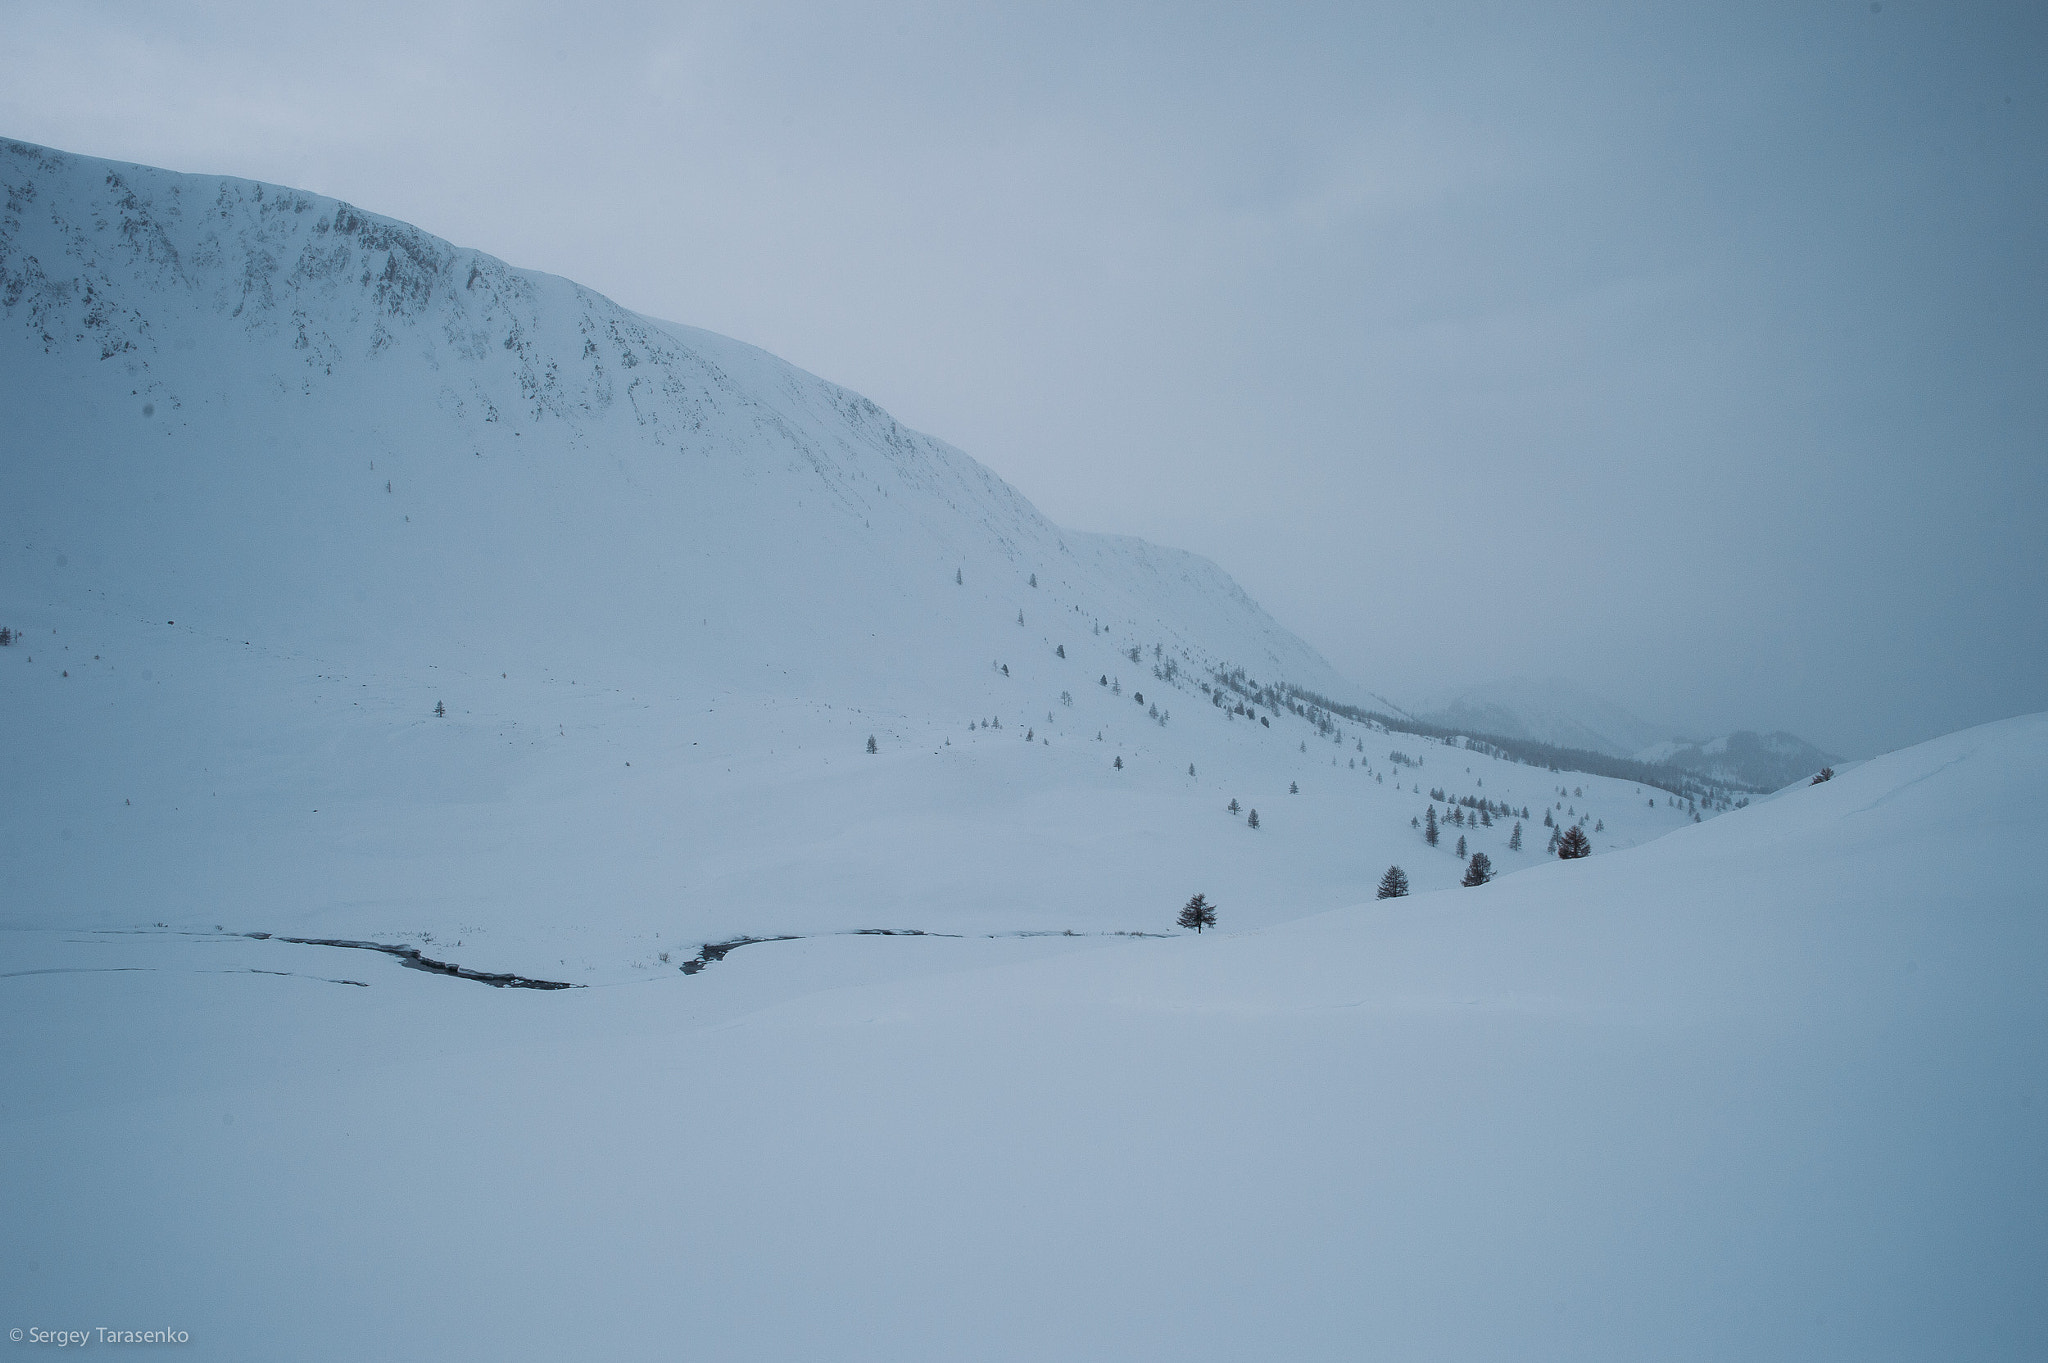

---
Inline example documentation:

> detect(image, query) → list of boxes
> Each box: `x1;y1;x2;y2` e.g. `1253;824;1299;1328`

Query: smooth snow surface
6;715;2045;1360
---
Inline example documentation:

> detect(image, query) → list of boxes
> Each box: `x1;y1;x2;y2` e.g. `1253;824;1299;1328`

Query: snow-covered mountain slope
6;713;2042;1360
0;136;1331;695
1636;728;1840;791
1414;676;1674;758
0;139;1712;961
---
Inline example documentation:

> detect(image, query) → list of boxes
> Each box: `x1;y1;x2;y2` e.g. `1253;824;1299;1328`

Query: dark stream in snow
243;934;581;990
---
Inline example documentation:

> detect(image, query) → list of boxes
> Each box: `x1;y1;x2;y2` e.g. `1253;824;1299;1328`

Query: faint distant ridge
1402;677;1840;794
1269;675;1835;802
1414;677;1668;758
1230;679;1741;803
1635;731;1841;794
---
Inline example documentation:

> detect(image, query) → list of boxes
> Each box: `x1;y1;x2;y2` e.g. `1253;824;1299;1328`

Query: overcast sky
4;0;2042;756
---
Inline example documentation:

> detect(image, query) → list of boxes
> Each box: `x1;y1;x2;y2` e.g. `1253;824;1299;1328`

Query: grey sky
4;0;2042;756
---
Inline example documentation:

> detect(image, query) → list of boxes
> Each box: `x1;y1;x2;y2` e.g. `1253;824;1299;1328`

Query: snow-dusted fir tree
1376;866;1409;899
1176;893;1218;934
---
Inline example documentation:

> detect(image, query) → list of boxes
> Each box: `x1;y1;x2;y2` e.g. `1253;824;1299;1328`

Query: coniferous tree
1508;821;1522;851
1424;806;1439;846
1461;852;1493;887
1376;866;1409;899
1289;781;1298;794
1246;808;1259;829
1557;826;1592;860
1176;893;1218;933
1113;755;1123;770
433;700;445;717
1056;644;1065;658
1228;798;1241;814
1029;573;1038;588
955;568;962;584
1812;767;1835;784
1455;834;1467;858
866;735;877;753
0;626;12;647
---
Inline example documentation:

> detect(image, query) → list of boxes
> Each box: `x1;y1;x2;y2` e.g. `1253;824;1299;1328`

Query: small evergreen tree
1289;781;1298;794
955;568;962;584
1228;798;1241;814
1056;644;1065;658
1812;767;1835;784
866;734;877;753
1557;826;1592;860
1246;808;1259;829
1508;821;1522;851
1113;755;1123;770
1461;852;1493;887
0;626;12;647
1424;806;1439;846
1454;834;1466;858
1029;573;1038;588
1188;763;1196;777
1376;866;1409;899
433;700;445;717
1176;892;1217;934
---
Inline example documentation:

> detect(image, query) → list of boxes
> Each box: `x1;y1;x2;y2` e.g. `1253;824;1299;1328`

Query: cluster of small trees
0;626;13;647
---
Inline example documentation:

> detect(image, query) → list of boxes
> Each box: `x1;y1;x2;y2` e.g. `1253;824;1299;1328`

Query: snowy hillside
6;711;2042;1360
5;138;2042;1361
0;138;1716;967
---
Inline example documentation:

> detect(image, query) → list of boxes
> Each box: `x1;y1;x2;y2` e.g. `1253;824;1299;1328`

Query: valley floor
4;714;2044;1361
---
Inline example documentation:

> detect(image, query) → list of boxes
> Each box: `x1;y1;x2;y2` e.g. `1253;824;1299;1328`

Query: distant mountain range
1413;678;1839;792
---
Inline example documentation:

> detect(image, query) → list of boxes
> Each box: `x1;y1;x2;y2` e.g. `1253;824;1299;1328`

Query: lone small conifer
1375;866;1409;899
1176;893;1218;934
866;735;878;754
